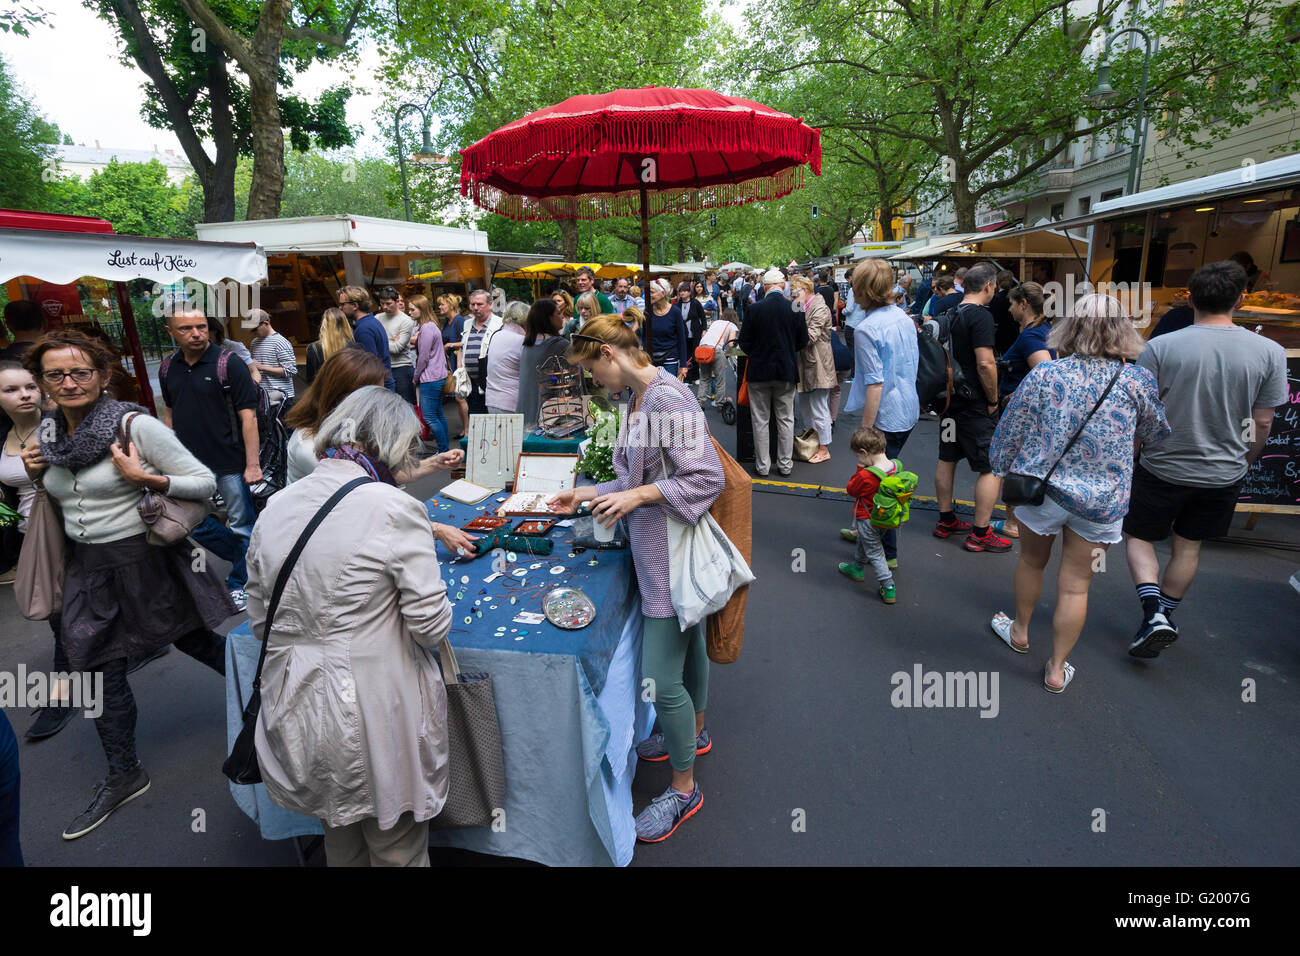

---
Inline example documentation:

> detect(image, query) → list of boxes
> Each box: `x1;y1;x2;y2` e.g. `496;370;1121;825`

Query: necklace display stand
467;413;524;490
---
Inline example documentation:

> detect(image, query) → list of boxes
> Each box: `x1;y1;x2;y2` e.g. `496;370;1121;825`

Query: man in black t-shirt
933;263;1010;553
815;269;838;314
159;308;263;610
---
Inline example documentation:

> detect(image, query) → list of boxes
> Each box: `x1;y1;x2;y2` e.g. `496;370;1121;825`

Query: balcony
1041;167;1075;195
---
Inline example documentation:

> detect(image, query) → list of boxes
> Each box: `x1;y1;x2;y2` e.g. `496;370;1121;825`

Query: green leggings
642;615;710;772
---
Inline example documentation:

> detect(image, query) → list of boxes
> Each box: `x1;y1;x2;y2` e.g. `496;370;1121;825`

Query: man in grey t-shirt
1124;260;1288;660
376;286;417;404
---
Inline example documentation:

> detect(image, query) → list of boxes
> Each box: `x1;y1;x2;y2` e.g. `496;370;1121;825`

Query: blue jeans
418;380;450;453
190;473;255;590
661;358;680;378
0;709;22;867
880;428;913;561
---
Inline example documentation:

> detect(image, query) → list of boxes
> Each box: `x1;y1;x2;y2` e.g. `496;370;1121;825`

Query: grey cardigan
42;412;216;544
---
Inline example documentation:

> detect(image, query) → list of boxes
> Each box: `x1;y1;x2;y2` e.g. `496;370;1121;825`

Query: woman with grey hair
246;385;455;866
485;300;529;414
988;294;1170;694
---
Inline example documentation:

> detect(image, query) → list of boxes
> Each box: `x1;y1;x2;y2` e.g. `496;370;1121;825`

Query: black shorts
938;400;997;473
1122;463;1242;541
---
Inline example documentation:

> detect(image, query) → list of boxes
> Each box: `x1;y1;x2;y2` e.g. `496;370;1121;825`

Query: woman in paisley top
988;294;1170;694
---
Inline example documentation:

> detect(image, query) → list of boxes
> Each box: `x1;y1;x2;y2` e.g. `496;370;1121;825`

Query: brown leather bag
120;412;211;546
704;434;752;664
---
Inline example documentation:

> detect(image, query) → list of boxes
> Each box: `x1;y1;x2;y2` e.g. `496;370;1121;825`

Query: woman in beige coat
792;275;838;463
246;386;454;867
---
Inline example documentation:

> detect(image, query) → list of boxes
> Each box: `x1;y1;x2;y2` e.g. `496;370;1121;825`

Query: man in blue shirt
338;285;394;390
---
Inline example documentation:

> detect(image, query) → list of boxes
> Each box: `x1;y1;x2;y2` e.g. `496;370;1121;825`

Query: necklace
13;424;37;450
479;435;489;464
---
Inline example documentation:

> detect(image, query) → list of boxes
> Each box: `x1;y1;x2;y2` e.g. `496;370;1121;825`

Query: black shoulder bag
1001;361;1124;507
223;475;373;785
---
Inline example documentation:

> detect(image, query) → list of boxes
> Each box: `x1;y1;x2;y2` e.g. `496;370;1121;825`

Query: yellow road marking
751;478;1004;512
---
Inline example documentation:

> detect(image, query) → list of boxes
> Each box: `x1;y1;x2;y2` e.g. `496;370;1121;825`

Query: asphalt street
3;389;1298;866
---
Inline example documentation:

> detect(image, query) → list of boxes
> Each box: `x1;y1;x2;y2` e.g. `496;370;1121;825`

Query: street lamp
395;88;442;222
1086;27;1153;196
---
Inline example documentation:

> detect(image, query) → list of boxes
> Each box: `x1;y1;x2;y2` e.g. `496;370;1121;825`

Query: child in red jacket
839;426;897;604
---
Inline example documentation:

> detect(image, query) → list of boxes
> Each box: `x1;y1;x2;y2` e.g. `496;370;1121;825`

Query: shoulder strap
1042;361;1125;486
249;475;373;696
216;349;231;387
117;410;141;448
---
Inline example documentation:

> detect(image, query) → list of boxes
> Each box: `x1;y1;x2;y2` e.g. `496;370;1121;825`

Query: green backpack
866;460;919;529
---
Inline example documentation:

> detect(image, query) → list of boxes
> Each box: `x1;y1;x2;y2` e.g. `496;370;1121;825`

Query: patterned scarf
322;444;397;485
39;394;149;473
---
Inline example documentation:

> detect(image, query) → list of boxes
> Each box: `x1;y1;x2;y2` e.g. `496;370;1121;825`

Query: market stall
225;486;651;867
195;214;548;355
1082;154;1300;347
1;209;267;414
887;224;1091;285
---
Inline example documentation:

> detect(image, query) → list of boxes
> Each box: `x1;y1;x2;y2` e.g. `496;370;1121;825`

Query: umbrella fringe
463;166;810;223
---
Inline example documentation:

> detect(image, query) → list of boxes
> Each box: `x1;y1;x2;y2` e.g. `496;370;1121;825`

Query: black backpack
915;305;976;414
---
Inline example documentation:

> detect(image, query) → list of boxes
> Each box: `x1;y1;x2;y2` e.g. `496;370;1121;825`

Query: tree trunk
878;203;895;241
245;72;285;220
203;49;237;223
950;175;977;232
557;219;578;260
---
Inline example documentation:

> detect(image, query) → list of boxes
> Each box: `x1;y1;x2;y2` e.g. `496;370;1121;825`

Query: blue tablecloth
425;493;636;697
224;490;654;866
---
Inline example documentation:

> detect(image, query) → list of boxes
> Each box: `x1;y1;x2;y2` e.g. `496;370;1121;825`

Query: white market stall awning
195;214;489;254
0;228;267;285
1091;153;1300;220
887;232;991;261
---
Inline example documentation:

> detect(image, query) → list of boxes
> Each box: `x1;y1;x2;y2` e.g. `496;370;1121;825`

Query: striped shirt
595;368;726;618
249;331;297;399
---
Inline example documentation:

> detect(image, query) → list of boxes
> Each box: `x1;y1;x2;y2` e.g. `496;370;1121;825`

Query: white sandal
990;612;1028;654
1044;661;1075;694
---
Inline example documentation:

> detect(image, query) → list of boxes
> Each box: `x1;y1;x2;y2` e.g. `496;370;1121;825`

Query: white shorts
1013;495;1123;545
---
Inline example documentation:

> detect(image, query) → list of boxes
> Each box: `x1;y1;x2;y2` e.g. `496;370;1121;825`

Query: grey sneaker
636;727;711;763
62;765;151;840
229;589;248;613
635;784;703;843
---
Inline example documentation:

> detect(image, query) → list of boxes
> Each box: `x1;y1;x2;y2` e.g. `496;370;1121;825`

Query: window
1100;189;1123;202
1079;196;1092;215
1050;203;1065;220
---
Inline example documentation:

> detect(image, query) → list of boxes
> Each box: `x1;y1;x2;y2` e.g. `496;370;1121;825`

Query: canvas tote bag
659;445;755;631
14;485;65;621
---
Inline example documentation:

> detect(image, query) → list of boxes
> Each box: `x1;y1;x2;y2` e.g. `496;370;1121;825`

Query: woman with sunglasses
21;330;234;840
548;314;724;844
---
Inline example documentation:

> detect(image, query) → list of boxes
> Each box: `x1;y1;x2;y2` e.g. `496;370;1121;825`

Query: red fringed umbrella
459;88;821;318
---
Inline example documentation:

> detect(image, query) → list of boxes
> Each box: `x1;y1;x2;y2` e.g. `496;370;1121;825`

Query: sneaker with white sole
62;765;151;840
229;589;248;613
1128;613;1179;658
635;784;703;842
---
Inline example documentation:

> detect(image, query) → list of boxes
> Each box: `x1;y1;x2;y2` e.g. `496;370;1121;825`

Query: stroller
716;349;739;425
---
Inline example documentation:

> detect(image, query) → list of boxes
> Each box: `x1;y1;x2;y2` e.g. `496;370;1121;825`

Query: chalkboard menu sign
1239;349;1300;512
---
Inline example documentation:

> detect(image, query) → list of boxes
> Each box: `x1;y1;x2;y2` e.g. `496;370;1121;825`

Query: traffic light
811;205;819;219
710;211;717;228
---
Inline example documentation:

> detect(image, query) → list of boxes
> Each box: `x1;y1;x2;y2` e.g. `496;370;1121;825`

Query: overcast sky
3;1;746;164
